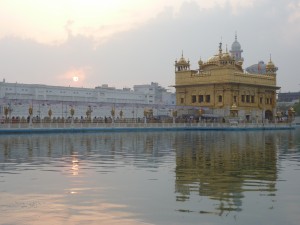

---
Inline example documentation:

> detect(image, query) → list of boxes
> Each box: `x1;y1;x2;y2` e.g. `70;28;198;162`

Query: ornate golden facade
174;37;279;121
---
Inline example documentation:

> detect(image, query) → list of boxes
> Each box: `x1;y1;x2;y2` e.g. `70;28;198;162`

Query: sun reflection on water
0;130;299;225
71;155;79;176
0;191;151;225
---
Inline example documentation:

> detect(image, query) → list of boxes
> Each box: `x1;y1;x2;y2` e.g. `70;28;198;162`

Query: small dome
207;55;220;63
178;57;187;64
198;58;203;66
176;53;189;65
266;60;275;69
175;52;190;71
222;52;232;61
265;56;278;73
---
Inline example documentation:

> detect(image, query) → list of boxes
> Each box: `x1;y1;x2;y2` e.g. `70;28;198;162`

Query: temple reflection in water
0;130;295;218
174;131;279;215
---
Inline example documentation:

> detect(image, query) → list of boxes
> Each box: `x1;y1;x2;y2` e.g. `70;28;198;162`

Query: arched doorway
265;110;273;121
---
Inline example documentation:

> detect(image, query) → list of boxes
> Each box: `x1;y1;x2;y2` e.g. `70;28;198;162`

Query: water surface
0;128;300;225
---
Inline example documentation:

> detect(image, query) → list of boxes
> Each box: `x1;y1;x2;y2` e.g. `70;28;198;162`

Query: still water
0;128;300;225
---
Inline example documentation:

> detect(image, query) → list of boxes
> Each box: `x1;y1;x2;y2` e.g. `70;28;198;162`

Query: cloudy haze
0;0;299;92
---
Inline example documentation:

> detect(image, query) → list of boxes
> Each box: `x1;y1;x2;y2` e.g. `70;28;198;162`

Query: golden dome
207;55;220;63
266;60;275;69
178;56;187;64
265;56;278;74
265;55;278;72
221;52;232;61
176;52;189;65
175;52;190;71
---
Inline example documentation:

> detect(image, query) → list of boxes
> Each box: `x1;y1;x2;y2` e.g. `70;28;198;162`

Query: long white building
0;80;176;120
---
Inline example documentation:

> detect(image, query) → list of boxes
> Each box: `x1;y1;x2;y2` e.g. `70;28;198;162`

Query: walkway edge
0;125;295;135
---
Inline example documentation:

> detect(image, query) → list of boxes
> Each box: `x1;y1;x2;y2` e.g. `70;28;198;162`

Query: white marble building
0;80;176;120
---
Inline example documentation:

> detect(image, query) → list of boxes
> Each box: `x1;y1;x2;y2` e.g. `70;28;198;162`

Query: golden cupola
175;52;190;72
198;58;203;66
221;52;232;61
266;55;278;74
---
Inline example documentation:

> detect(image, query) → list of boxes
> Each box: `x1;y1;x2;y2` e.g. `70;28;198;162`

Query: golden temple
174;35;279;122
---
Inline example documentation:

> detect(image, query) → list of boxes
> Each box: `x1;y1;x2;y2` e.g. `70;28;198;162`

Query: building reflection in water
0;132;174;170
174;131;279;215
0;130;297;222
0;132;176;225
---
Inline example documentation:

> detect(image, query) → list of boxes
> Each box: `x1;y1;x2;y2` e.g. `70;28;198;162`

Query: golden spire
266;53;277;73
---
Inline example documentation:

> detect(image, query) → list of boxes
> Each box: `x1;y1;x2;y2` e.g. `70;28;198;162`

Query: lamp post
4;106;12;128
111;107;115;123
8;104;12;124
86;106;92;123
28;105;33;127
144;109;148;124
37;103;41;123
199;108;204;123
48;108;52;127
119;109;123;122
4;106;8;123
70;107;75;126
172;110;177;124
48;108;52;121
132;109;134;123
276;111;282;123
288;107;295;124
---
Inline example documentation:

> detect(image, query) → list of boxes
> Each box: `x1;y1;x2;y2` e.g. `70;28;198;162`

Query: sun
73;76;79;82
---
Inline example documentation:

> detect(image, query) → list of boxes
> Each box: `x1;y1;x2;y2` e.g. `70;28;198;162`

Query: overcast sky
0;0;299;92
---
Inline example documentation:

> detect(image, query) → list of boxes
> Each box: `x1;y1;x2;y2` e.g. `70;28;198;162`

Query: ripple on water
0;130;300;225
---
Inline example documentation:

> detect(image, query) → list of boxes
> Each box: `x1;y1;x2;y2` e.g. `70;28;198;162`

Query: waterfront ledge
0;122;295;134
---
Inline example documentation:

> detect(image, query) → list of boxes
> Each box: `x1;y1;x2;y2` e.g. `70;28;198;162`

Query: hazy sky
0;0;299;92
